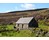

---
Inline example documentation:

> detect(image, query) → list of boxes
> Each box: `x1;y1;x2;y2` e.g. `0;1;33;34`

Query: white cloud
5;10;13;12
5;4;36;12
2;7;18;13
0;10;13;13
0;4;35;13
0;10;16;13
21;3;35;10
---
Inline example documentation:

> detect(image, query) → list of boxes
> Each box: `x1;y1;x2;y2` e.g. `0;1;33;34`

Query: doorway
22;24;23;28
18;24;19;27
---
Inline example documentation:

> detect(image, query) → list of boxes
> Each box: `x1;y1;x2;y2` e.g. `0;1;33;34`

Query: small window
22;24;23;28
18;24;19;27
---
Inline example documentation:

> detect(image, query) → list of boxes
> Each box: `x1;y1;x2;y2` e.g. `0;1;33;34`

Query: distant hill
0;8;49;24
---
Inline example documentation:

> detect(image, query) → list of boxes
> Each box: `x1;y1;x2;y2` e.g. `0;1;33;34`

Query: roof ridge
16;17;33;24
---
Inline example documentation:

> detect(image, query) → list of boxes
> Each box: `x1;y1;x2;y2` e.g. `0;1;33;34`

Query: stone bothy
16;17;38;30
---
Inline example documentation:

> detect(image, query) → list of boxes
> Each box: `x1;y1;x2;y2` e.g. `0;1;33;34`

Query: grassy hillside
0;8;49;37
0;20;48;37
0;8;49;24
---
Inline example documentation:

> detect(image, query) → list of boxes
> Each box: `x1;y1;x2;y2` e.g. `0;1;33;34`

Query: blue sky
0;3;49;13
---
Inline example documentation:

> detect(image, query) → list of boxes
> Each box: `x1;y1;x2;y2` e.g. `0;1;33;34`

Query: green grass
14;30;32;37
0;30;32;37
7;25;14;30
38;20;49;31
0;20;49;37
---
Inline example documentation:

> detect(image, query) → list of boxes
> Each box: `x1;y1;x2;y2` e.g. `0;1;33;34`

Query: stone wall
16;24;28;30
23;24;28;29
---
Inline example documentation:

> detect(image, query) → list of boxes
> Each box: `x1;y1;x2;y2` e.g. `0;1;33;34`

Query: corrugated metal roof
16;17;33;24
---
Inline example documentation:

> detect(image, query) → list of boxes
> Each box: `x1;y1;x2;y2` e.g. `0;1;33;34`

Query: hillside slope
0;8;49;24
